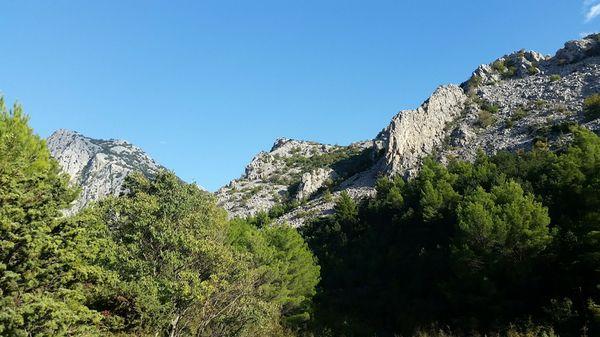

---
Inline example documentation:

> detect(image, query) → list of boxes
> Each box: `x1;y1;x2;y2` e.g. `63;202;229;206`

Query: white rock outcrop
47;35;600;227
296;168;338;201
47;129;163;213
375;85;468;176
218;34;600;226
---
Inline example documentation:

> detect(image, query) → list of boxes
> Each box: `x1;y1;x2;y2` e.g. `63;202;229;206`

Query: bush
534;99;546;108
527;66;539;76
492;59;507;73
555;104;571;115
467;74;483;90
583;93;600;121
492;59;517;79
511;107;528;122
479;100;500;114
478;110;497;128
323;189;333;202
549;74;561;82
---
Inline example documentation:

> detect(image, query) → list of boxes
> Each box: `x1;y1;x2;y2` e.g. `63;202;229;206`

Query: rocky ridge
216;34;600;226
47;129;164;213
215;138;375;219
46;34;600;225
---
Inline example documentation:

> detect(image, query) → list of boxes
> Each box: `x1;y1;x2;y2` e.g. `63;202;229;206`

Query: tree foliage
303;128;600;337
84;171;319;337
0;100;101;336
0;102;319;337
3;96;600;337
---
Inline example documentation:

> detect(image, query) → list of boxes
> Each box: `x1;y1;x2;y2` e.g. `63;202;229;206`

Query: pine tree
0;99;101;336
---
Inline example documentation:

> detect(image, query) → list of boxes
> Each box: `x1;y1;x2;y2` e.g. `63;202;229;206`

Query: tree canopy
0;101;319;337
0;100;100;336
303;128;600;337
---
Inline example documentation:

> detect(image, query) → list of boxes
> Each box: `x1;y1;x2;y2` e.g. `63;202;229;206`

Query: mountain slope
46;35;600;223
215;138;376;219
47;129;164;213
217;34;600;226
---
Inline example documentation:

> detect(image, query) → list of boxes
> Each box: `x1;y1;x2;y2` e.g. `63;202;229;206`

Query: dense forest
303;129;600;337
0;101;319;337
1;99;600;337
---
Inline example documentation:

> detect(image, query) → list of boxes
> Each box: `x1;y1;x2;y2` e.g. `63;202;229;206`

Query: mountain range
47;34;600;224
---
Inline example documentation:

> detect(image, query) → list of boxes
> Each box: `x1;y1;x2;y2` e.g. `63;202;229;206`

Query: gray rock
376;85;468;176
296;168;338;201
554;34;600;64
218;35;600;227
47;129;163;213
47;35;600;227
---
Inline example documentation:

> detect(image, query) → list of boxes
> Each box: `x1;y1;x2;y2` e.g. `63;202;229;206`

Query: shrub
467;74;482;90
249;185;263;195
583;93;600;121
549;74;561;82
551;121;577;134
492;59;517;79
527;66;539;76
492;59;507;73
555;104;571;115
323;189;333;202
478;110;497;128
534;99;546;108
511;107;528;121
479;100;500;114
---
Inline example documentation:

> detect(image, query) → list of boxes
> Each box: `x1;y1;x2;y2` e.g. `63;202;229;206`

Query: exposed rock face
554;35;600;64
217;34;600;227
450;34;600;164
47;129;164;213
47;35;600;226
375;85;468;176
215;138;374;219
296;168;338;201
467;50;549;88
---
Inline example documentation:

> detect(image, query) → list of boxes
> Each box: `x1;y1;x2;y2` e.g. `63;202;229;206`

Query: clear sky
1;1;599;191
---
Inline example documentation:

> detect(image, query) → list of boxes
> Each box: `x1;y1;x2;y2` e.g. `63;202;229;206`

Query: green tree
261;225;320;325
227;219;320;328
0;100;101;336
92;172;252;336
334;191;358;224
448;181;552;327
455;181;551;260
89;171;312;337
304;155;559;335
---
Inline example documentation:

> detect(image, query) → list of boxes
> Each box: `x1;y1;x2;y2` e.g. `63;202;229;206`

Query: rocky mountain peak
47;129;163;213
464;34;600;92
554;33;600;65
216;34;600;226
46;35;600;226
217;135;375;219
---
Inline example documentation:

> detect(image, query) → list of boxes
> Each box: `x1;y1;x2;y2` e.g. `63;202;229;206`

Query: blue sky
1;1;599;191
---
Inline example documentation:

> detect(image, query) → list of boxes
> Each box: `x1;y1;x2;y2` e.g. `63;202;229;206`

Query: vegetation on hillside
2;98;600;337
0;101;319;337
583;93;600;121
0;99;101;336
302;128;600;337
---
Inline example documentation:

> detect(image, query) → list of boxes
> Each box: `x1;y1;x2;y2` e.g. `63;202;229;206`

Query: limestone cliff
217;34;600;226
47;129;163;213
47;34;600;225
